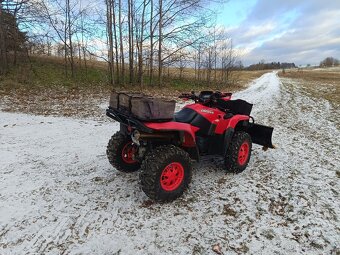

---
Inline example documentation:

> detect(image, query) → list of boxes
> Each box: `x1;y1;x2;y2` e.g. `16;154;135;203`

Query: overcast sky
216;0;340;66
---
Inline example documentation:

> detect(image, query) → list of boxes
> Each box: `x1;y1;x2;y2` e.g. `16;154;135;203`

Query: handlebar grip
179;93;192;98
179;95;189;98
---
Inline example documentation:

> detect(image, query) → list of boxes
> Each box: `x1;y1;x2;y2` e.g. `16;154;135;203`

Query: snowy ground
0;72;339;254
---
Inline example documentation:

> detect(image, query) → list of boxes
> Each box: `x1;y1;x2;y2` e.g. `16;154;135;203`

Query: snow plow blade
248;124;274;148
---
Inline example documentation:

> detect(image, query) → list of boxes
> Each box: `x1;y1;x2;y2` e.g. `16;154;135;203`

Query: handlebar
179;91;232;102
179;93;192;99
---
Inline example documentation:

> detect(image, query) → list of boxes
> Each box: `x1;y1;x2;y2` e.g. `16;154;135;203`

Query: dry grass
235;70;270;86
0;83;110;119
0;55;269;118
25;55;268;92
279;67;340;105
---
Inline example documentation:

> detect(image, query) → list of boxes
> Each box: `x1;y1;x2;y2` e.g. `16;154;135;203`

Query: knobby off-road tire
106;132;141;173
224;131;252;174
140;145;192;202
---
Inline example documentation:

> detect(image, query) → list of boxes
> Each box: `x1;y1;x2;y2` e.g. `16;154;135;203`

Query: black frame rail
106;107;153;133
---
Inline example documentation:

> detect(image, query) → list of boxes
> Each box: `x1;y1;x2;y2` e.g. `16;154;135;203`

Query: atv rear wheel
224;132;252;173
140;145;192;202
106;132;141;173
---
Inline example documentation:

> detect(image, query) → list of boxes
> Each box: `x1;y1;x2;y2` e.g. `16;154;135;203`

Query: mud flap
223;127;234;156
248;124;274;148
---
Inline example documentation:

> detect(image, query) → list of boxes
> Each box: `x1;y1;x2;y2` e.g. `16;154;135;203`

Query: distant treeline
319;57;339;67
246;62;296;71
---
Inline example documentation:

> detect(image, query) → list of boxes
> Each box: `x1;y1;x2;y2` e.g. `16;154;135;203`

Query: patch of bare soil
0;84;109;119
0;85;186;119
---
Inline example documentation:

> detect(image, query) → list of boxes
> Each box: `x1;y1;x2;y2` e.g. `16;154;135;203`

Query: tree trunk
134;15;138;80
214;48;217;85
78;42;81;68
194;53;197;83
106;0;115;86
64;4;68;78
197;46;201;83
67;0;74;78
118;0;124;85
112;0;120;84
13;25;18;65
138;0;147;88
0;3;8;75
80;5;87;75
128;0;134;84
149;0;154;86
158;0;163;87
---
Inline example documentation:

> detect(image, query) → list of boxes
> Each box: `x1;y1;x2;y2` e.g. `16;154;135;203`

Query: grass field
1;55;269;90
278;67;340;105
0;55;268;118
279;67;340;131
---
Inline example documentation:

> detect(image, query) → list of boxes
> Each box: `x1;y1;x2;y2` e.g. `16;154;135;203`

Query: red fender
144;122;199;147
227;115;250;128
215;115;250;134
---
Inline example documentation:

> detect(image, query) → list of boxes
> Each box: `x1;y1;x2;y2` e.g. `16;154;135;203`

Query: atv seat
216;99;253;116
174;108;215;136
173;108;197;123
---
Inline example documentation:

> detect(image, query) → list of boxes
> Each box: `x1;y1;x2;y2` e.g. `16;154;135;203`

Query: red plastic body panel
182;104;250;135
144;122;199;147
215;115;249;134
184;103;224;122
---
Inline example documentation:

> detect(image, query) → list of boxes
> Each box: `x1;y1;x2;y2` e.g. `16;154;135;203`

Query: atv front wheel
140;145;192;202
224;132;252;173
106;132;141;172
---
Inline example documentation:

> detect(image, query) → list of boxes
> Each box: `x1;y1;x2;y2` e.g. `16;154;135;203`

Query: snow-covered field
0;72;339;254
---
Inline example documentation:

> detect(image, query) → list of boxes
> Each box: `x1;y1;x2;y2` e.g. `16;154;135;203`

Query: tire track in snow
235;72;340;253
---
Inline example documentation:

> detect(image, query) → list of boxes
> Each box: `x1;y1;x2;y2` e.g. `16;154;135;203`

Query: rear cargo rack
106;107;153;133
109;91;175;121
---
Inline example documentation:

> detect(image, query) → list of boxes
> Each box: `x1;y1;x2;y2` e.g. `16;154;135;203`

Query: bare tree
0;0;30;74
112;0;119;83
106;0;115;86
128;0;134;84
137;0;149;87
0;1;7;74
148;0;154;86
66;0;75;77
157;0;162;86
320;57;340;67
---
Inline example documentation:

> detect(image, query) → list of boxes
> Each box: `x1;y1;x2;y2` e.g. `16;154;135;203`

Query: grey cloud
229;0;340;65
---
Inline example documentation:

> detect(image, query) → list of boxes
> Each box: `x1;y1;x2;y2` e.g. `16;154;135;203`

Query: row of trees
319;57;339;67
1;0;244;88
247;61;296;71
100;0;241;87
104;0;212;87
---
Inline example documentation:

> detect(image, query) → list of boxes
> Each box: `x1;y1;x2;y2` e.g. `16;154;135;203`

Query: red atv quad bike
106;91;274;202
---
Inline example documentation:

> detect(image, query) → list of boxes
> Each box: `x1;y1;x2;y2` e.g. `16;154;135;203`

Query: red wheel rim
160;162;185;191
238;142;249;165
121;142;137;164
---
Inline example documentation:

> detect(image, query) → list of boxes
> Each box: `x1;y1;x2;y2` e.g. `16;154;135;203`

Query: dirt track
0;72;339;254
